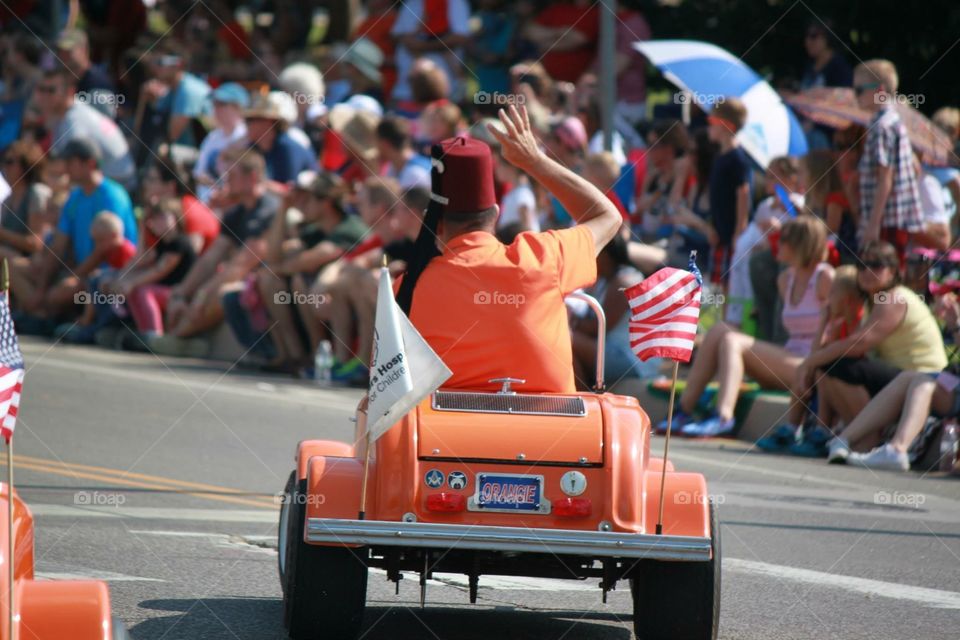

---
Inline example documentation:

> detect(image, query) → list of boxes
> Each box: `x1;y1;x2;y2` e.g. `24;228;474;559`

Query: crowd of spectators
0;2;958;474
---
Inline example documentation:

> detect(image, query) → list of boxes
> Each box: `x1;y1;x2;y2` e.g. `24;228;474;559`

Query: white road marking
30;504;277;523
36;563;164;582
725;558;960;609
128;529;276;554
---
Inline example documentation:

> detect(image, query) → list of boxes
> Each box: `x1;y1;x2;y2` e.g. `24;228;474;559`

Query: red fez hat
431;136;497;214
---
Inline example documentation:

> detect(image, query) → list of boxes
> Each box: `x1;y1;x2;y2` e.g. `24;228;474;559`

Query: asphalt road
11;337;960;639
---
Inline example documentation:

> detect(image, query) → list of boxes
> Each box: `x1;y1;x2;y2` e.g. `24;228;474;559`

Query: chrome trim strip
431;391;587;417
306;518;711;561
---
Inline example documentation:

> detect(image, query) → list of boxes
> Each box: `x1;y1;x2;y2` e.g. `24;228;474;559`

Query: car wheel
631;503;721;640
282;477;368;640
278;470;295;591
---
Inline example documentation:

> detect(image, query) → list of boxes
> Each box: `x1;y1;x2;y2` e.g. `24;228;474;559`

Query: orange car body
0;486;120;640
296;390;711;554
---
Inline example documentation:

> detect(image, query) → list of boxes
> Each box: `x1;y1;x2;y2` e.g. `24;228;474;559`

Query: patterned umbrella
782;87;955;167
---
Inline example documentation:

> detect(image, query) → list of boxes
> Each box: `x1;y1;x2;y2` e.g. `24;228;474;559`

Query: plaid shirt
859;106;923;233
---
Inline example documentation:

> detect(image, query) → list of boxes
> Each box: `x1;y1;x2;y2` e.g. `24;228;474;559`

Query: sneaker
847;444;910;471
788;425;832;458
682;415;736;438
755;424;800;452
332;358;369;387
655;410;693;435
826;437;851;464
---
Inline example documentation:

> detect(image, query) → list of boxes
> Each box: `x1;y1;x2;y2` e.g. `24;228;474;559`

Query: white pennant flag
367;267;452;442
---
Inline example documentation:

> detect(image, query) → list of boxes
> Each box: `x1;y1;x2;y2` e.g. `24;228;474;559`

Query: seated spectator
158;149;278;356
140;151;220;254
55;28;118;118
675;216;834;437
33;65;136;190
572;234;655;385
1;33;43;103
106;199;197;342
193;83;250;192
798;241;948;429
828;291;960;470
376;116;430;189
256;172;368;372
11;139;136;321
418;100;462;148
142;43;211;148
0;140;51;260
728;157;804;330
634;120;691;242
278;62;325;133
245;94;318;187
328;102;382;187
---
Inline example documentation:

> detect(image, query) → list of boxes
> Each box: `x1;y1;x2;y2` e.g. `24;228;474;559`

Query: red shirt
606;189;629;222
535;3;600;83
143;195;220;253
105;239;137;269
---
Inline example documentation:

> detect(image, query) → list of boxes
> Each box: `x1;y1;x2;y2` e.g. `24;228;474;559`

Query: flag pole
360;256;391;521
655;359;680;536
2;258;13;639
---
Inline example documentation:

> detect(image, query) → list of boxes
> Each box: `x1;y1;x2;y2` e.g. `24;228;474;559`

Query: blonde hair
584;152;620;185
831;265;860;298
712;97;748;131
91;210;123;238
780;216;827;267
932;107;960;139
854;59;899;93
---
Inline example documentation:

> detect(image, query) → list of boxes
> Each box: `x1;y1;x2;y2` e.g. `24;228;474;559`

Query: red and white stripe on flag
625;266;702;362
0;367;23;442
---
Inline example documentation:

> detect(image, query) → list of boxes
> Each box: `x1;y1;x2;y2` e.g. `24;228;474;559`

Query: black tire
631;503;721;640
278;470;295;592
282;476;368;640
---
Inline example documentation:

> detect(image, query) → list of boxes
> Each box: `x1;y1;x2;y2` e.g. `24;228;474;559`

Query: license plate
469;473;549;514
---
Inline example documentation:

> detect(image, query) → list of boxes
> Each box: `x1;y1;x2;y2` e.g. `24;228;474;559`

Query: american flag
0;293;23;442
625;254;702;362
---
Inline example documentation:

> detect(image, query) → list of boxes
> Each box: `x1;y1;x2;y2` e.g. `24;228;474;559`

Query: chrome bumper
306;518;712;561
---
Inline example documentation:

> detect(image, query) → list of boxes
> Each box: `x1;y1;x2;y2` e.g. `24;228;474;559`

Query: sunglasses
854;82;880;96
859;260;890;270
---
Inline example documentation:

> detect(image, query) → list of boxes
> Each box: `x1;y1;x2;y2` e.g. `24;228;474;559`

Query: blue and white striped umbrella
633;39;808;168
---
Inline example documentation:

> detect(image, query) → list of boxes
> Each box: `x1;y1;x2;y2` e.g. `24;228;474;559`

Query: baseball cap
211;82;250;108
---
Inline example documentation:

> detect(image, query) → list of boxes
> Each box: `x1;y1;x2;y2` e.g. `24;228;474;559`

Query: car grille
431;391;586;417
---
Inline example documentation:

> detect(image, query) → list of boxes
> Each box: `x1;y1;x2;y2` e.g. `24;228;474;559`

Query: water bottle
314;340;334;385
940;419;959;473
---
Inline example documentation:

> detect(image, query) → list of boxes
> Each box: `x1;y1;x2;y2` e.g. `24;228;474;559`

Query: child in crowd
706;97;751;287
584;152;629;223
107;199;197;341
803;150;858;263
727;156;804;330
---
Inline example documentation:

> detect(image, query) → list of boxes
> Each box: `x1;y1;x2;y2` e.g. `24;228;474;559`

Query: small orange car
1;485;128;639
278;294;720;640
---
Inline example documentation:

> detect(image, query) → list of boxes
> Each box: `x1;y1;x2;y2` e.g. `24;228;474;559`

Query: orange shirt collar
441;230;501;257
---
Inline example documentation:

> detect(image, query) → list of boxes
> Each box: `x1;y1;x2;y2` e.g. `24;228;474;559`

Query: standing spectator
244;94;318;187
194;82;249;192
390;0;470;103
0;140;50;260
470;0;517;95
376;116;431;189
706;97;752;286
143;44;211;147
55;28;118;118
802;149;858;263
800;19;853;89
11;139;136;319
854;59;923;262
160;149;278;353
34;66;137;190
525;0;599;84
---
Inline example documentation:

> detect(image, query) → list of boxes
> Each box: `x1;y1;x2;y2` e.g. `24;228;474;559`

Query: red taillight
426;492;466;512
554;497;592;517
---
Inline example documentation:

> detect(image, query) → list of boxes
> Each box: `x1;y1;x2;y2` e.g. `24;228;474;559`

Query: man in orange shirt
398;106;622;393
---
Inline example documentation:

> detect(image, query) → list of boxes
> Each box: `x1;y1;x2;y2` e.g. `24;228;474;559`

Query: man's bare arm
488;105;621;255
